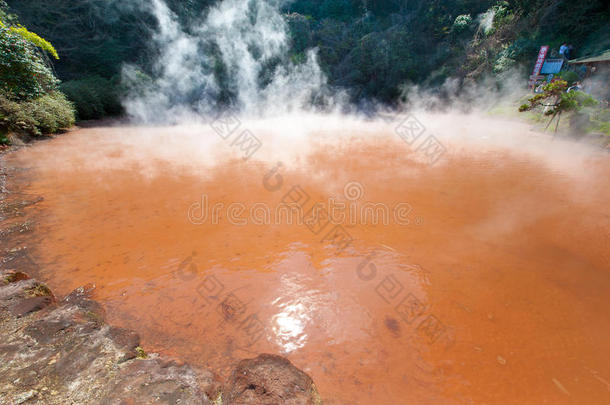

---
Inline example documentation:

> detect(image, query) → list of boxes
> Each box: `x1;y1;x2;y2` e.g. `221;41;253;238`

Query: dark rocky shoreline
0;270;322;404
0;142;323;405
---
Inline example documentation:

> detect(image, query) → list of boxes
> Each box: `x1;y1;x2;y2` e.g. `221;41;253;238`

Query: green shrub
493;46;516;73
7;25;58;59
0;91;75;135
587;107;610;137
0;26;58;100
555;70;580;86
60;76;123;120
0;1;74;140
0;127;8;145
453;14;473;33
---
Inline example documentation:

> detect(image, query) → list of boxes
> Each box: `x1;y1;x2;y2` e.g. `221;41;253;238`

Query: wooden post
545;112;557;131
554;111;561;134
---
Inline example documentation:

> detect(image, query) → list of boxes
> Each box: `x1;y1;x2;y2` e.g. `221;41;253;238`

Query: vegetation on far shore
1;0;609;142
517;80;610;141
0;1;74;139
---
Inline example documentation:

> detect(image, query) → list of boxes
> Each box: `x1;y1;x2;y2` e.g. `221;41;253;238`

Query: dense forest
1;0;609;131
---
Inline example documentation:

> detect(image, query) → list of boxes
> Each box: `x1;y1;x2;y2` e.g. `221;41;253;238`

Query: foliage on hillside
5;25;58;59
0;91;75;135
283;0;609;102
0;1;74;136
60;76;122;121
0;26;58;100
4;0;609;113
4;0;154;119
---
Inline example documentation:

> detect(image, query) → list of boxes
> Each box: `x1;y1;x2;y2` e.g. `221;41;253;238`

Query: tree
519;80;597;133
0;3;59;100
0;1;74;136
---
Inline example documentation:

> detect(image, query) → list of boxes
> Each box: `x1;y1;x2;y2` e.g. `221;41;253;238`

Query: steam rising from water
123;0;333;123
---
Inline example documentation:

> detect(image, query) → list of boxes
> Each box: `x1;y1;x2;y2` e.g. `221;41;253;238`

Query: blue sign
541;59;564;74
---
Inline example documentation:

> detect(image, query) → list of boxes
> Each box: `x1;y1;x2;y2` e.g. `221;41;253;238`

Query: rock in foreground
225;354;322;405
0;269;322;404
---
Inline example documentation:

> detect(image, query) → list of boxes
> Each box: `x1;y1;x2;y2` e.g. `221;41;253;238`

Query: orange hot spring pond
2;114;610;404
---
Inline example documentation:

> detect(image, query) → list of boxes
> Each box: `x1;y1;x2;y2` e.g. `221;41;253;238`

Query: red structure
529;45;549;88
